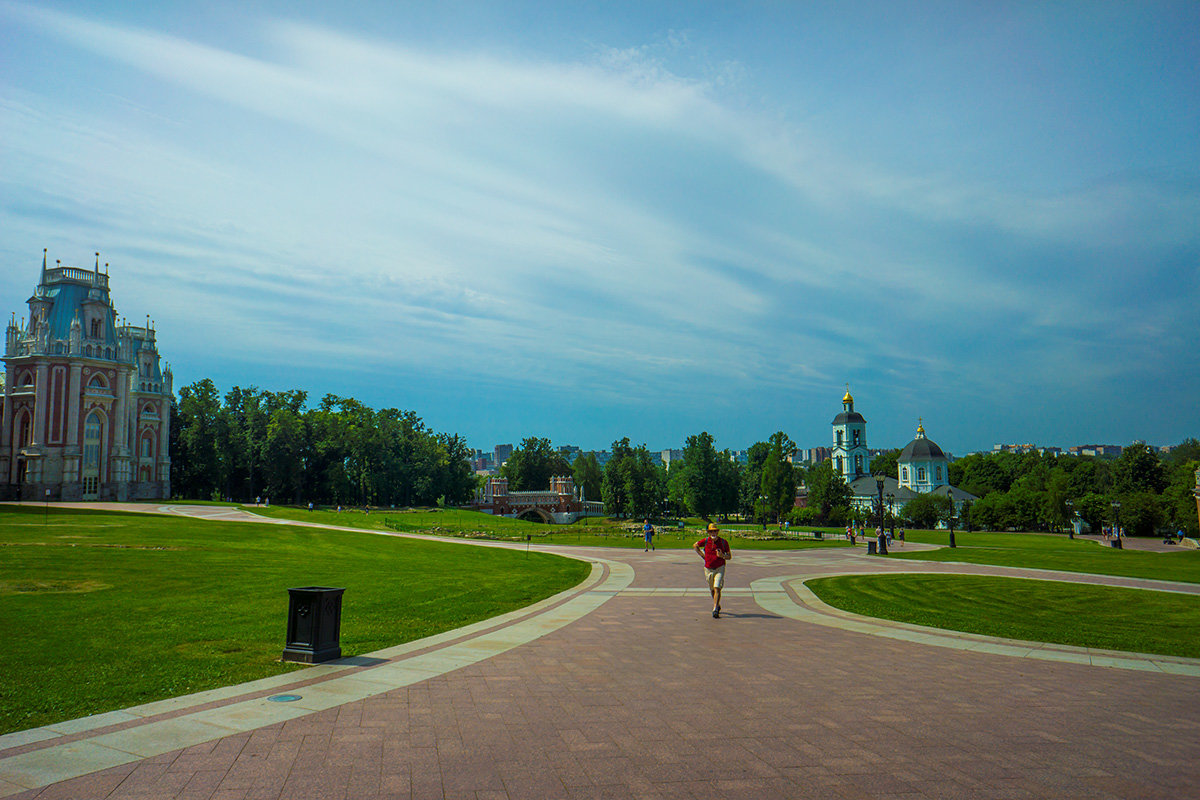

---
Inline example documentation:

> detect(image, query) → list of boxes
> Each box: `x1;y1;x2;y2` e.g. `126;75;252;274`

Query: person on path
643;519;655;551
694;522;731;618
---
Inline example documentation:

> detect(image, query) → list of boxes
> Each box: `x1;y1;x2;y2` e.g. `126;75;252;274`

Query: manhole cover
268;694;302;702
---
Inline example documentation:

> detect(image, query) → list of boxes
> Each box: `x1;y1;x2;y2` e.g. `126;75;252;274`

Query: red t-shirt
696;535;729;569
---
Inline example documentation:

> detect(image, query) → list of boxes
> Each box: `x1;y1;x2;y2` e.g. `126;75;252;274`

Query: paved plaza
3;506;1199;799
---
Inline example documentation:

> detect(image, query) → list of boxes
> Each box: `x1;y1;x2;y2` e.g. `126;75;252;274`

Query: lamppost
947;492;956;548
1065;499;1074;540
875;476;887;555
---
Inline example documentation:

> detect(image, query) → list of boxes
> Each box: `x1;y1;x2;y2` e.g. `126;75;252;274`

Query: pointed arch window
901;466;908;481
918;467;926;482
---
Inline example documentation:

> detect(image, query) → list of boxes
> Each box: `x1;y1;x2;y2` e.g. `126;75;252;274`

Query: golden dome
842;389;854;404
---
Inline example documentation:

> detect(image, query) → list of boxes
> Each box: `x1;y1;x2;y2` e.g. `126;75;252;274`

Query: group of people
845;521;905;546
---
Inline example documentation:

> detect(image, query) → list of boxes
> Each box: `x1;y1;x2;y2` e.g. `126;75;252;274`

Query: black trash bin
1111;538;1123;550
282;586;345;663
866;541;877;555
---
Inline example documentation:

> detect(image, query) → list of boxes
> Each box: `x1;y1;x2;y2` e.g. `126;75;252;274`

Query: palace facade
2;251;172;501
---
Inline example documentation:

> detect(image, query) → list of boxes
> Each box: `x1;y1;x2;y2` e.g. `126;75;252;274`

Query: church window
853;430;860;445
141;433;154;460
836;456;844;473
918;467;926;482
836;431;843;446
90;319;101;338
901;467;908;481
936;466;942;480
855;455;862;473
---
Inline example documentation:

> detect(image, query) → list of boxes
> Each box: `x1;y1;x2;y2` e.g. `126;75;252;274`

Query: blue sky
2;1;1197;456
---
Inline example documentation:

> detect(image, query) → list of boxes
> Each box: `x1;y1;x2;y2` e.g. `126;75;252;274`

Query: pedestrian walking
694;522;731;618
643;519;655;551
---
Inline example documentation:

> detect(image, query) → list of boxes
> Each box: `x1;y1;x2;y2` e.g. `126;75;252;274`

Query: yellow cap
707;522;719;532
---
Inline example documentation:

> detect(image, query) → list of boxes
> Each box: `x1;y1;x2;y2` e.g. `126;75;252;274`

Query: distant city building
795;446;831;464
993;443;1039;454
557;444;581;463
1067;444;1123;457
660;449;684;469
2;251;172;501
493;443;513;468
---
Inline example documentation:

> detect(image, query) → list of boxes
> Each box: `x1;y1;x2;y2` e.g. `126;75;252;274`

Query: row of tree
170;379;476;507
941;440;1199;537
169;379;1197;536
503;433;1199;535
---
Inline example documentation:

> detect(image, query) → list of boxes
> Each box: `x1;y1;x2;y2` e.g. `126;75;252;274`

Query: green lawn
0;505;589;735
891;529;1200;584
249;505;853;550
807;573;1200;658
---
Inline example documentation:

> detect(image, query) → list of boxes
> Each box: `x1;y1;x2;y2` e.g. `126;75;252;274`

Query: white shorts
704;565;726;590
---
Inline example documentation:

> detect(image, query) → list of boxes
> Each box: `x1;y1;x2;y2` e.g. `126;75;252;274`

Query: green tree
501;436;571;491
262;407;306;504
172;378;223;499
680;432;722;519
1115;492;1166;537
602;438;634;517
760;431;797;523
572;452;603;503
806;460;851;526
739;441;771;519
869;448;900;479
1163;460;1200;537
624;445;665;520
902;493;951;529
1112;442;1167;495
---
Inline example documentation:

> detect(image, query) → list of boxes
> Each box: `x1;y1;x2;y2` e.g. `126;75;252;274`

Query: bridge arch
516;507;553;523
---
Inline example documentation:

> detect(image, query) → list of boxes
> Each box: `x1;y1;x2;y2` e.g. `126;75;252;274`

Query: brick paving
4;512;1200;799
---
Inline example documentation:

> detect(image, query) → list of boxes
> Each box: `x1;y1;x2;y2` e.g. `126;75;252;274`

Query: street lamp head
1112;501;1121;510
875;475;885;491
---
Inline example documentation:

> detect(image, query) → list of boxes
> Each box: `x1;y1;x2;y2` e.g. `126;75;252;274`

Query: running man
643;519;655;551
694;522;731;618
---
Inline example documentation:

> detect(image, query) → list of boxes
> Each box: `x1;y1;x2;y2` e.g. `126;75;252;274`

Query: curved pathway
3;505;1199;799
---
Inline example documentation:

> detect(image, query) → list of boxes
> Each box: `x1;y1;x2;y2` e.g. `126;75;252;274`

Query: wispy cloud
2;1;1196;449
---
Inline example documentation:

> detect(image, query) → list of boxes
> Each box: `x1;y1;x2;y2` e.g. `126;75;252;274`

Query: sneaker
712;609;719;618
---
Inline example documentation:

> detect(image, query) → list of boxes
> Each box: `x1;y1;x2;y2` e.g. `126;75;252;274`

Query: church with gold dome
832;389;976;523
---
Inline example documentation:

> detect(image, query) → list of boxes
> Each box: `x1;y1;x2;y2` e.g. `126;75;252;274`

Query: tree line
942;440;1199;537
170;379;476;507
501;431;806;524
500;433;1199;536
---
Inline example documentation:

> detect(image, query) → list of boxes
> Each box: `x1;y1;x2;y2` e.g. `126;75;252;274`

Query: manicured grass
891;529;1200;584
249;505;852;550
806;573;1200;658
0;505;589;735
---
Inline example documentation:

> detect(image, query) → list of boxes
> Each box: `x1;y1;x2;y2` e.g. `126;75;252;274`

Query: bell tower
831;385;870;480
